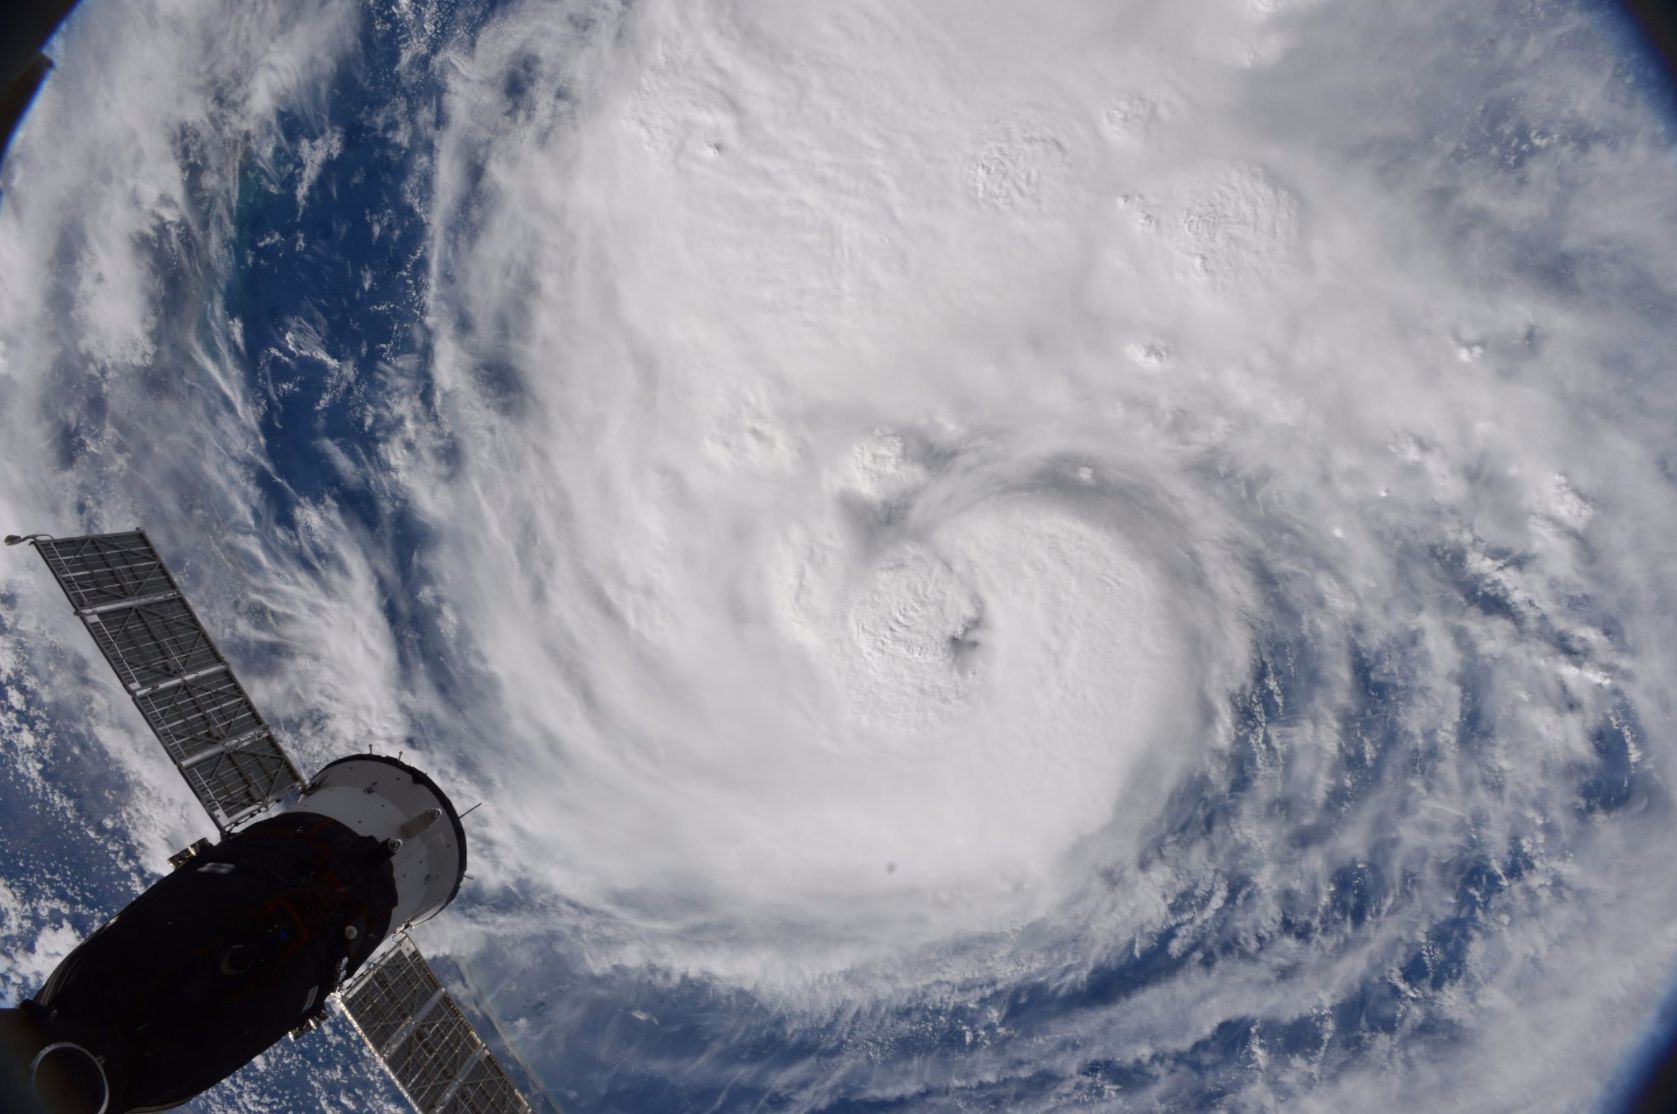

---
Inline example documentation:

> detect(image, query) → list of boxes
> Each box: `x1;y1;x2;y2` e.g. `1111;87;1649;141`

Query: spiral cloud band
3;0;1677;1111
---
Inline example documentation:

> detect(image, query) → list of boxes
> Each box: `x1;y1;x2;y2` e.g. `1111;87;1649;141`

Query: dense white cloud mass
4;0;1677;1111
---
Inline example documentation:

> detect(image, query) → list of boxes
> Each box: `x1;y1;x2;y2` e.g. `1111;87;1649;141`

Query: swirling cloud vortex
5;0;1677;1109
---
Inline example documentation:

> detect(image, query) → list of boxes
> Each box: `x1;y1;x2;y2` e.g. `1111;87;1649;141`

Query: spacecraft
0;531;536;1113
0;1;79;174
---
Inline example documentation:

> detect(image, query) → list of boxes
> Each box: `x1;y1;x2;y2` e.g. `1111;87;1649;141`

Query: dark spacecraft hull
0;1;80;172
2;811;397;1113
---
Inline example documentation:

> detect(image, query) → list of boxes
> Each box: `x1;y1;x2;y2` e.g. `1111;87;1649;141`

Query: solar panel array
340;936;534;1114
29;531;302;831
22;529;542;1113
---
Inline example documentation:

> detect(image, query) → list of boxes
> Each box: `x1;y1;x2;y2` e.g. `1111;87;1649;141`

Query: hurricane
4;0;1677;1111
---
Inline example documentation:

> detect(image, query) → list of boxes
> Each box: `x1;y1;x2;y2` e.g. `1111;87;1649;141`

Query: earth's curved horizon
4;1;1677;1111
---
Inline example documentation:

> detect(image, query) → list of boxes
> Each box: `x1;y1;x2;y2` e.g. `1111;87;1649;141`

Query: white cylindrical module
290;755;468;928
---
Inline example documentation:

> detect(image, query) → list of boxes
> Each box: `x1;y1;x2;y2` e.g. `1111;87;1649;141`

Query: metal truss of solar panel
340;935;534;1114
27;530;302;831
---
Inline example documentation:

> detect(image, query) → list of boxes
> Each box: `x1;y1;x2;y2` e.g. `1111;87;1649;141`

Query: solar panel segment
81;595;223;690
35;530;177;610
340;936;534;1114
28;531;302;829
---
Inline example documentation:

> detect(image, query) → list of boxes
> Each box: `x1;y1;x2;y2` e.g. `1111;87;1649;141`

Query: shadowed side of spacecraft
0;1;82;177
1;531;538;1114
